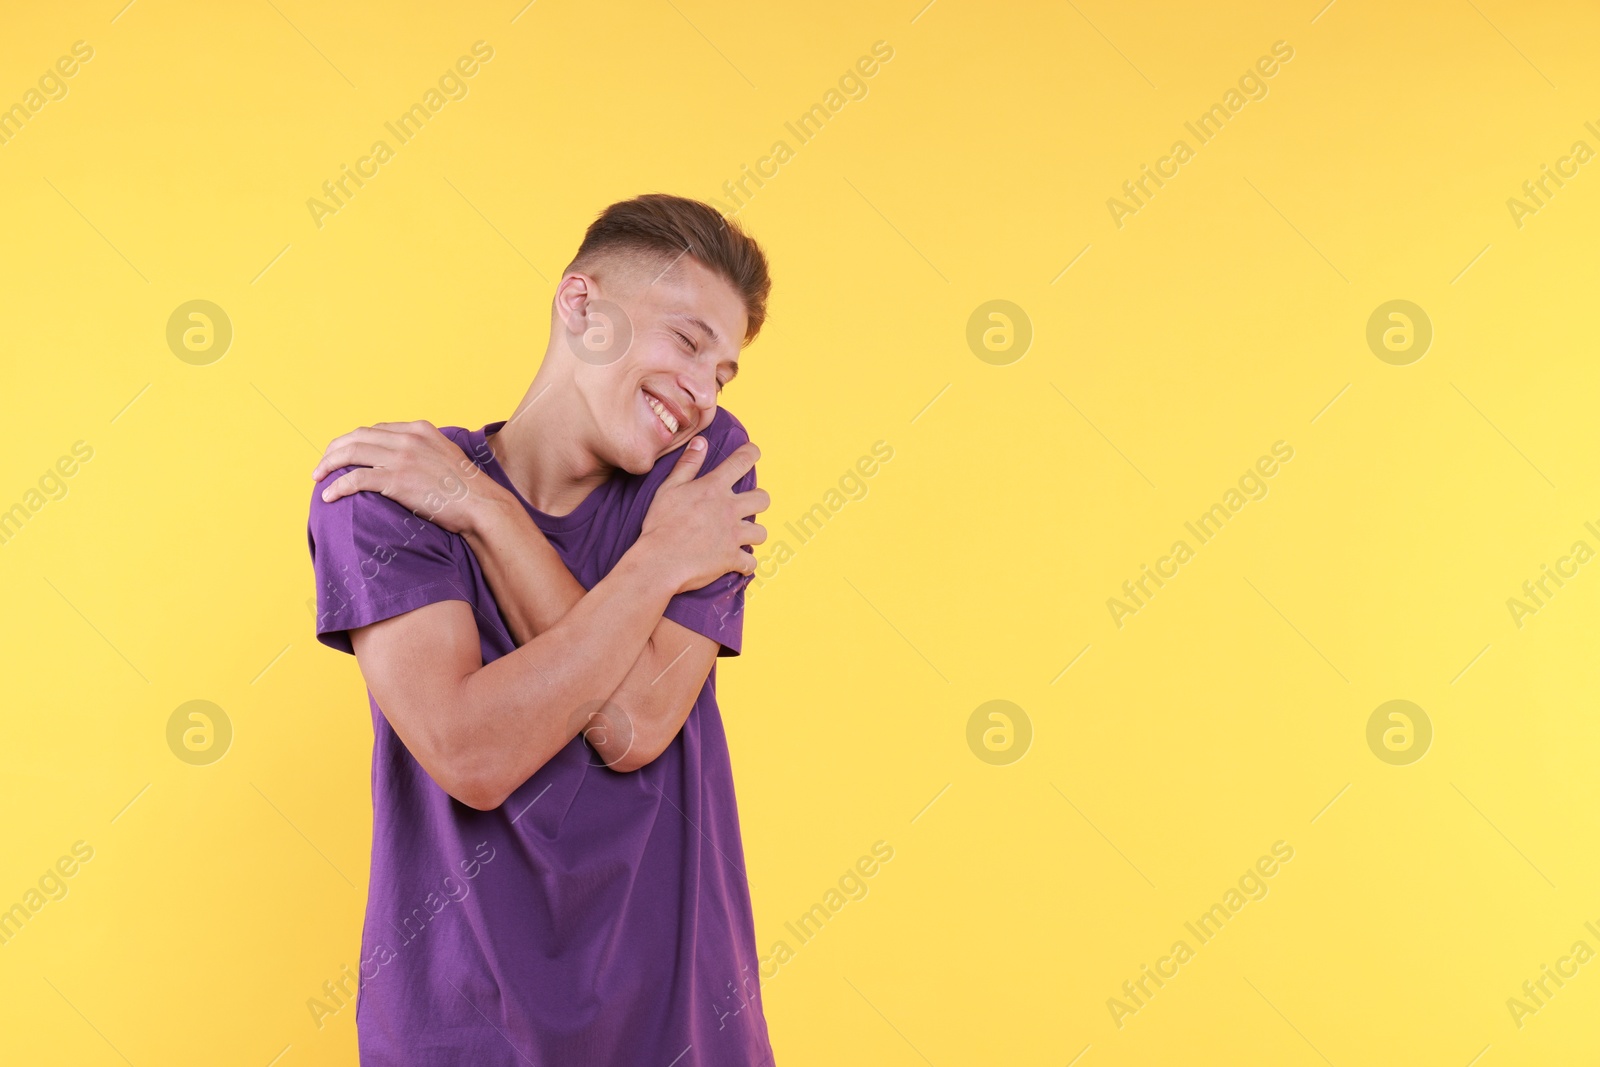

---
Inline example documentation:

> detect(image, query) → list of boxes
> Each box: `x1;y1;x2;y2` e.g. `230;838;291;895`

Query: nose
678;366;715;418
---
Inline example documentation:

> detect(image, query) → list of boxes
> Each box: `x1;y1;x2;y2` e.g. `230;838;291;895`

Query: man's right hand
638;437;769;594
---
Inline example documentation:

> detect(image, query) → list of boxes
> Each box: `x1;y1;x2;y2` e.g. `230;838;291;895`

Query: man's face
568;255;748;475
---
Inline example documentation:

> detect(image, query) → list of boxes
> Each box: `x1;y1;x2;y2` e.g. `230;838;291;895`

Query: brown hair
565;194;772;344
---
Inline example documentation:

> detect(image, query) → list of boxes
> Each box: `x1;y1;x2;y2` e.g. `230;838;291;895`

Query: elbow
595;695;693;772
607;743;664;774
389;676;531;810
589;720;660;774
431;734;513;810
582;702;660;773
435;720;560;808
449;777;508;811
603;720;674;773
437;761;508;810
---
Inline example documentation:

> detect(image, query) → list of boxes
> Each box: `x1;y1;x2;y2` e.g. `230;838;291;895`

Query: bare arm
462;489;728;771
318;424;766;792
350;542;679;810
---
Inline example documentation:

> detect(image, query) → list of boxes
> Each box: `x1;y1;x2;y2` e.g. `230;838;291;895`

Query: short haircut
565;194;772;344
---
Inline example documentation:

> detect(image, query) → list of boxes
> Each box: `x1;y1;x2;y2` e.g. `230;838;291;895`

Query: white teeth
645;393;679;433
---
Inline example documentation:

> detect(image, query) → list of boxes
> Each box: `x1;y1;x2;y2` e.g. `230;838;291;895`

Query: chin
612;437;663;476
621;455;657;476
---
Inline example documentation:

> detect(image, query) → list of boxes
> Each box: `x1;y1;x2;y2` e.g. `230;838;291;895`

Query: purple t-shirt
306;407;772;1066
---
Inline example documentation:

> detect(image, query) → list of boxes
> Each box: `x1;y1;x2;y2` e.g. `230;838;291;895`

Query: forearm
448;540;679;805
594;624;712;771
461;491;587;645
460;488;706;770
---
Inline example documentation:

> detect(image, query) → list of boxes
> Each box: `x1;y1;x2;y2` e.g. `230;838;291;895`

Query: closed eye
673;329;696;353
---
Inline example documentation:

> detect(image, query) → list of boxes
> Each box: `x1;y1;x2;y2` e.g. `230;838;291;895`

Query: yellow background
3;0;1599;1063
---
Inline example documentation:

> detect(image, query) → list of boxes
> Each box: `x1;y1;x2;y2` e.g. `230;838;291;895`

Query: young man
305;194;776;1065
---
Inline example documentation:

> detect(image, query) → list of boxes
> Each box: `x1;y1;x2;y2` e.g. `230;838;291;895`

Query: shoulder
622;407;756;509
436;423;478;453
700;405;750;463
703;407;756;492
635;406;747;477
707;405;748;440
306;424;473;554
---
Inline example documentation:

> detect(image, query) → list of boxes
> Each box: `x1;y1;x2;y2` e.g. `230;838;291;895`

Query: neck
488;369;614;517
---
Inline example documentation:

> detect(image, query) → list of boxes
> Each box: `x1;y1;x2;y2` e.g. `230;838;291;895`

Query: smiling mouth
642;389;682;437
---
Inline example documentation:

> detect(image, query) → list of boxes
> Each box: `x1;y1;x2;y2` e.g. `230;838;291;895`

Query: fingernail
689;437;706;451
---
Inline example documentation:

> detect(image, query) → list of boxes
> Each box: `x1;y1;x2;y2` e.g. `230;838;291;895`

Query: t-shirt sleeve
660;412;756;658
306;467;476;655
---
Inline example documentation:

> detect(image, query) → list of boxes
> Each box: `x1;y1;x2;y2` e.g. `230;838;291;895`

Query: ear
554;272;596;336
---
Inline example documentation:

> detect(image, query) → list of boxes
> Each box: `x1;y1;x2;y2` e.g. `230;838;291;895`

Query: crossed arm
315;422;766;809
446;480;721;769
